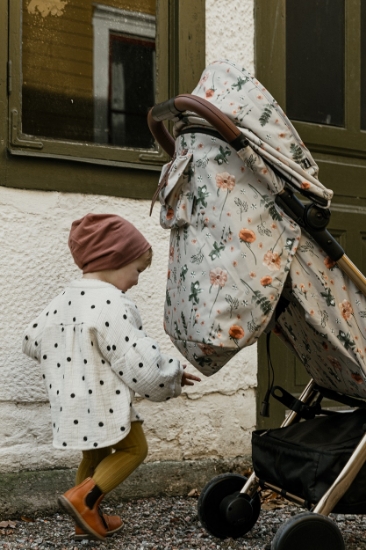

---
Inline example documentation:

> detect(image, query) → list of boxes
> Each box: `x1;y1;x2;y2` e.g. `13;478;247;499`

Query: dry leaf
187;488;199;497
0;521;16;528
21;516;35;523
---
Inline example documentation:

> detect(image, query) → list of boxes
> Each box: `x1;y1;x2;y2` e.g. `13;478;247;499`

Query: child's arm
181;365;201;386
96;298;199;401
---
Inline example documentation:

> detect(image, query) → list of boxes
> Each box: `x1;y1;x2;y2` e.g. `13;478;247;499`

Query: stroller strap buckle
271;386;321;420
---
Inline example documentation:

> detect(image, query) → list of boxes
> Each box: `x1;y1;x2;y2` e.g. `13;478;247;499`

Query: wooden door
255;0;366;429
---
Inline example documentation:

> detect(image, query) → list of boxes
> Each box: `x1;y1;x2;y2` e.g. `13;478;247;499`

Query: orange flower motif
263;251;281;271
205;89;215;98
301;181;311;190
250;271;256;278
324;256;336;269
328;356;342;370
339;300;353;320
216;172;236;191
351;372;363;384
209;267;228;287
260;276;273;287
166;208;174;220
229;325;245;340
239;228;256;243
198;343;215;356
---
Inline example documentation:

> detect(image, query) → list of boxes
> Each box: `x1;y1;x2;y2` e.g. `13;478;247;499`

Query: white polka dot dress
22;280;183;450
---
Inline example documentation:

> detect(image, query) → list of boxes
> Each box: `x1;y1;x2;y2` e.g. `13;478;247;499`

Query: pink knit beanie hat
68;213;151;273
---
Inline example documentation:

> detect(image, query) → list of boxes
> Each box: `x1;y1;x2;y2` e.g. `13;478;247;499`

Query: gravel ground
0;495;365;550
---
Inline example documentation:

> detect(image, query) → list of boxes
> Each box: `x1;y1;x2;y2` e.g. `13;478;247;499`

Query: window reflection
286;0;345;127
22;0;156;149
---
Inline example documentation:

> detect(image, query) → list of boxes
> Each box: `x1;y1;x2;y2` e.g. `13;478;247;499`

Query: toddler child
22;213;200;541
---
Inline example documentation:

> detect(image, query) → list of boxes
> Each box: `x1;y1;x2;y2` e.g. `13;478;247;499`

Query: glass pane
286;0;345;127
361;0;366;130
22;0;156;149
109;34;155;148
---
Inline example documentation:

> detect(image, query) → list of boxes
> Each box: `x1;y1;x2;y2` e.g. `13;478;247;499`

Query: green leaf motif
214;145;231;165
189;281;202;305
320;288;336;307
196;185;210;208
285;237;296;250
290;143;304;164
259;105;273;127
252;290;273;315
231;76;250;91
166;289;172;307
180;264;188;281
337;331;355;350
181;312;188;336
174;321;182;340
209;241;225;260
259;194;283;221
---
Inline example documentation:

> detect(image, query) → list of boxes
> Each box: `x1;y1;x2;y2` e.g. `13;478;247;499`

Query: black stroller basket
148;85;366;549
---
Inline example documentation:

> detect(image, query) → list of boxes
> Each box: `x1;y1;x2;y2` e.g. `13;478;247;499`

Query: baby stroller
147;60;366;549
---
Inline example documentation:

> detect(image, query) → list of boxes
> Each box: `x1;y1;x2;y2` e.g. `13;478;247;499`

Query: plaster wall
0;0;256;473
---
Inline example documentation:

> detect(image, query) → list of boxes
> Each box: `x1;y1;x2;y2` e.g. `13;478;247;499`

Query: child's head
68;213;152;291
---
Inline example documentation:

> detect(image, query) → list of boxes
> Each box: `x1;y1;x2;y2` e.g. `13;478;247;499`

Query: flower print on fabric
209;267;228;316
157;60;366;393
160;131;300;376
274;232;366;399
216;172;236;220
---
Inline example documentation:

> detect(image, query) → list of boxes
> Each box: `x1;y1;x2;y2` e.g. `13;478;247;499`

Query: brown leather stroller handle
148;94;248;157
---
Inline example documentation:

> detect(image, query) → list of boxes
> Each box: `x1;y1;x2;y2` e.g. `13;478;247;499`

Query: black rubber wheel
197;473;261;539
271;512;345;550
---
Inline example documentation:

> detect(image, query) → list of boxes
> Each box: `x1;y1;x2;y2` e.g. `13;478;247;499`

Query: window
6;0;205;188
255;0;366;161
93;5;155;148
255;0;366;429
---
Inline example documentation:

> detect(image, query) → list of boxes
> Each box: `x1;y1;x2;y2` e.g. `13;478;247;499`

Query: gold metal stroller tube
313;432;366;516
337;255;366;296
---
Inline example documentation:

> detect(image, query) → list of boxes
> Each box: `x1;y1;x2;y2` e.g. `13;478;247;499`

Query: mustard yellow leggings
75;421;148;494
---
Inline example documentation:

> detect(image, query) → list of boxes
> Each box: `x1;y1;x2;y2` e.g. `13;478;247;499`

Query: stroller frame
148;94;366;549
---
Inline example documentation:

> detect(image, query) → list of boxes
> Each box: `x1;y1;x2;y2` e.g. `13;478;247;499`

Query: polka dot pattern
21;279;182;450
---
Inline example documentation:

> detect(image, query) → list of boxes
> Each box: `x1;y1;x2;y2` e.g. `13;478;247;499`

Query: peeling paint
27;0;68;18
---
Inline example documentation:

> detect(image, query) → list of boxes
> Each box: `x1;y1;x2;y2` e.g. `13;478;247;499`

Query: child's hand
181;364;201;386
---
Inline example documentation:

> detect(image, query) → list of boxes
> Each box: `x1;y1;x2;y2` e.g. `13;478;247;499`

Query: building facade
0;0;256;515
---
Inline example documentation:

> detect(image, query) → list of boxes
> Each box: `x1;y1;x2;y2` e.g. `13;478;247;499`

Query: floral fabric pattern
160;133;300;376
156;60;366;400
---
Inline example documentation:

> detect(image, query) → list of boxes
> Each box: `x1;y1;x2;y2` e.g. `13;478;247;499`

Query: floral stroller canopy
157;60;366;400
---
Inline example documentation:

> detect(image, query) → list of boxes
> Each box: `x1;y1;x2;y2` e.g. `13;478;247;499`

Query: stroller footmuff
148;60;366;549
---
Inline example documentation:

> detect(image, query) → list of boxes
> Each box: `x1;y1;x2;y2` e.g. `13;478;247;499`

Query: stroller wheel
272;512;345;550
197;473;261;539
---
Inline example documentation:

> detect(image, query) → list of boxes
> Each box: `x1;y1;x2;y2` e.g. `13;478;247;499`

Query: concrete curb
0;456;252;519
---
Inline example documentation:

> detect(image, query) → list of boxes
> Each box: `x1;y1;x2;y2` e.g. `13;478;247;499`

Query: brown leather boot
73;513;123;540
58;477;107;541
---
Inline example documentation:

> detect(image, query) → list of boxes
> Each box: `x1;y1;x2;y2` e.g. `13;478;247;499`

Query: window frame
93;4;156;148
255;0;365;160
4;0;205;195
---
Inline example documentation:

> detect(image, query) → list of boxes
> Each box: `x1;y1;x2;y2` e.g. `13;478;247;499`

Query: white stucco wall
0;0;255;473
